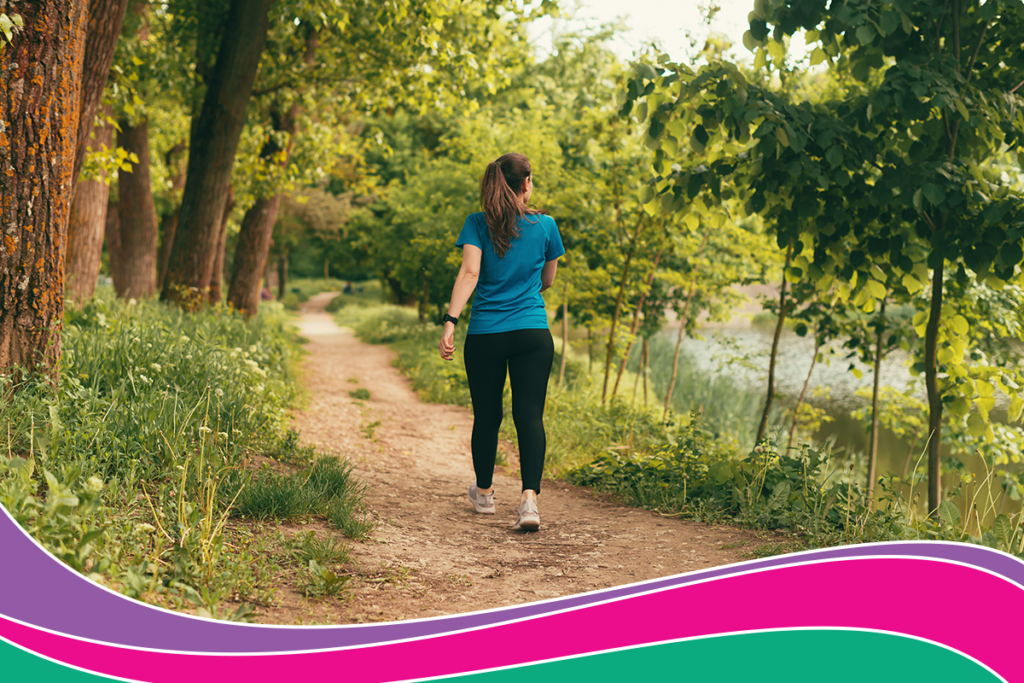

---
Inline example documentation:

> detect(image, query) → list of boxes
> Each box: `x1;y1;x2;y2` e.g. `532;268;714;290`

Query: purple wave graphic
2;503;1023;654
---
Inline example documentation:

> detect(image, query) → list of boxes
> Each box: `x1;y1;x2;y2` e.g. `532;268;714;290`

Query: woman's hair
480;152;540;258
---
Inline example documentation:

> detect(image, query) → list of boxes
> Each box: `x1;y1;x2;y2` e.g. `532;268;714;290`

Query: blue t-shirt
456;212;565;335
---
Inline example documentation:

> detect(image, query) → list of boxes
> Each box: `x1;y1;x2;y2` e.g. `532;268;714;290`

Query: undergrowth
0;291;370;619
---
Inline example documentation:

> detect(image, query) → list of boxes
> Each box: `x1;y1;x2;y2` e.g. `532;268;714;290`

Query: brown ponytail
480;152;540;258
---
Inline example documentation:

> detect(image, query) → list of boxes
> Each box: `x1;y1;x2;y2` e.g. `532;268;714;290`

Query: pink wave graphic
1;557;1019;682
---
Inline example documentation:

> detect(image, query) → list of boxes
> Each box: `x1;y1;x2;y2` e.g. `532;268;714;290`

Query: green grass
0;289;370;617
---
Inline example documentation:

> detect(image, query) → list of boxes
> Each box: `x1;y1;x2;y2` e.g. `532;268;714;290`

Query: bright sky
528;0;808;64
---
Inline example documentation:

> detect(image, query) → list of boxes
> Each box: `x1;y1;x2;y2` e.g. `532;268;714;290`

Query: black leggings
463;329;554;494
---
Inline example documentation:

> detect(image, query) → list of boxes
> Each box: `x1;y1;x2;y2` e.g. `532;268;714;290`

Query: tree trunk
66;112;116;304
756;242;793;445
867;299;887;502
925;255;945;515
642;337;649;406
664;231;711;416
72;0;129;185
156;141;187;291
227;32;316;317
208;186;234;305
0;2;87;372
612;249;662;399
161;0;274;307
558;290;569;386
115;118;158;299
277;251;288;300
229;196;282;316
602;214;645;403
632;337;644;400
787;338;820;454
105;201;126;297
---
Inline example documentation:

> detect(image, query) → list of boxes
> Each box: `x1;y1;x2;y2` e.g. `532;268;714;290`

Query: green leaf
954;98;970;122
967;411;987;437
902;273;923;294
900;13;913;34
809;47;827;66
880;10;900;36
856;25;876;45
922;184;944;206
993;514;1013;550
636;63;659;81
1010;396;1023;423
950;314;969;335
865;279;886;299
825;145;843;168
937;500;961;528
775;126;790;147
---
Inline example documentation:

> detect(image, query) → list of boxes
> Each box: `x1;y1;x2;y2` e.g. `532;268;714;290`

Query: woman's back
456;212;563;334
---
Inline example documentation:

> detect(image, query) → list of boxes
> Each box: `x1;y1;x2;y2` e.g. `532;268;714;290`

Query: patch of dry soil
256;293;761;624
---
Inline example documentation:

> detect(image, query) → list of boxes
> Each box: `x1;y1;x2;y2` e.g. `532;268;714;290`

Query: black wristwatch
442;313;459;326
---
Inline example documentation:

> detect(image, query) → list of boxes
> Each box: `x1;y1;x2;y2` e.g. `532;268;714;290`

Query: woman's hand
438;322;456;360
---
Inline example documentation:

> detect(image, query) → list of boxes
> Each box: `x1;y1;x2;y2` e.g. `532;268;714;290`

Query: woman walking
438;153;564;531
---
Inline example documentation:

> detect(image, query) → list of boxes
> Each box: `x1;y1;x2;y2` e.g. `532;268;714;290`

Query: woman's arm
540;258;558;292
439;245;482;360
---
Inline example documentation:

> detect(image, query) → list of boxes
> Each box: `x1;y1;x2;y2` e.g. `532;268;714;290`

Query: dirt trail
265;293;758;624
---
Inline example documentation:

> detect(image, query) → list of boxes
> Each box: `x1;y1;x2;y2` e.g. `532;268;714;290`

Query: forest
3;0;1024;619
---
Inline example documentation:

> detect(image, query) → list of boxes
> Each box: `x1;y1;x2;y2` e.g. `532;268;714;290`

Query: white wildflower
198;425;213;433
128;298;137;305
150;363;162;373
215;388;224;397
134;523;156;534
85;476;104;494
218;432;228;439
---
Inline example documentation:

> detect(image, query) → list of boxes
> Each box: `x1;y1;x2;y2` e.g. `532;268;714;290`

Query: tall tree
115;118;159;298
72;0;129;185
65;111;116;303
161;0;273;306
227;29;315;317
0;3;87;370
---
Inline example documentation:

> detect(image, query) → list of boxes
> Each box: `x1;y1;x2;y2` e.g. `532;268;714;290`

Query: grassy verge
1;291;370;619
337;303;1024;559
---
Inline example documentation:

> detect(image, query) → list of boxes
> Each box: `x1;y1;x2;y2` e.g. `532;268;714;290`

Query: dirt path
262;293;760;624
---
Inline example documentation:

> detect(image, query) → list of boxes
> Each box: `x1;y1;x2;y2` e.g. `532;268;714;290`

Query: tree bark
156;141;187;291
612;249;662;399
227;30;317;317
277;251;288;300
867;299;887;502
558;289;569;386
230;196;282;316
642;336;649;406
602;213;645;403
0;2;87;372
66;111;115;304
756;242;793;444
925;256;945;515
115;118;158;299
104;200;125;296
72;0;129;185
664;231;711;416
787;337;820;454
161;0;274;307
208;186;234;305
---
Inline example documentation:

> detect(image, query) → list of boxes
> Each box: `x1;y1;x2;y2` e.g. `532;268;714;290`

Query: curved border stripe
0;558;1020;682
3;504;1024;654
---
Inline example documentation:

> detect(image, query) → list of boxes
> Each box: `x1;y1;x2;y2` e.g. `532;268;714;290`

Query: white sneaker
468;484;495;514
512;499;540;531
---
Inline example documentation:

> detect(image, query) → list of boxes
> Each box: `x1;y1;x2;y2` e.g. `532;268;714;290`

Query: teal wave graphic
446;630;1001;683
0;638;118;682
